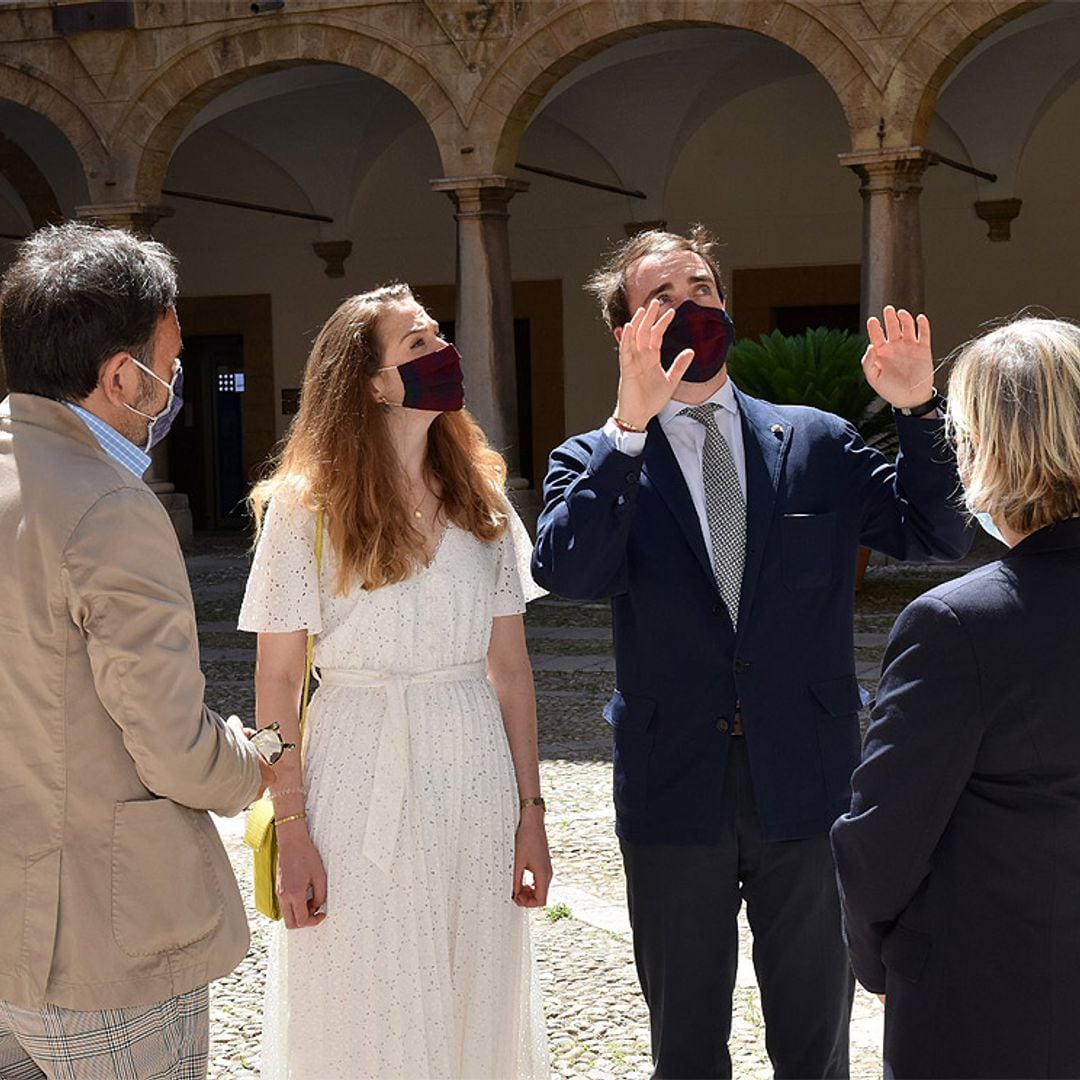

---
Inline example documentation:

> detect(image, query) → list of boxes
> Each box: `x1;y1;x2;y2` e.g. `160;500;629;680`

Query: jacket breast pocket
604;690;656;817
111;799;223;958
781;512;837;589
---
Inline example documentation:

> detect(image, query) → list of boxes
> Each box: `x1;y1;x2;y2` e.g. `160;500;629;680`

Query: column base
507;476;540;534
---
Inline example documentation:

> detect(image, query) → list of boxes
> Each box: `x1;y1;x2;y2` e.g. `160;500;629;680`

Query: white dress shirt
604;378;747;565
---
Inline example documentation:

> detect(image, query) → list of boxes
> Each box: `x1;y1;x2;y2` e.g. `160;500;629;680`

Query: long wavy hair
250;284;509;593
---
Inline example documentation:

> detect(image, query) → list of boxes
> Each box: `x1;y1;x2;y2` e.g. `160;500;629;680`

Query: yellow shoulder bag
244;509;323;920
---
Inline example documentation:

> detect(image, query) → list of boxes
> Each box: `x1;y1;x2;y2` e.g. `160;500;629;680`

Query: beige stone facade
1;0;1076;530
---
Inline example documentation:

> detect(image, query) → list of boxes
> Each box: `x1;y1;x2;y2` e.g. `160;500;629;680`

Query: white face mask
124;357;183;452
973;511;1006;544
965;494;1006;545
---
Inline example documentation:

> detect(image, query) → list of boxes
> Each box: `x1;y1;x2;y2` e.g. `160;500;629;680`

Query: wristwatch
897;389;943;418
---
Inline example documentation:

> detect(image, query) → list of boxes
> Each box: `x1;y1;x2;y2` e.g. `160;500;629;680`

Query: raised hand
613;299;694;429
862;306;935;411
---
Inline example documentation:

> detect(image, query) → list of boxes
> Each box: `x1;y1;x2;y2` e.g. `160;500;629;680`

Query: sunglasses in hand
250;721;296;765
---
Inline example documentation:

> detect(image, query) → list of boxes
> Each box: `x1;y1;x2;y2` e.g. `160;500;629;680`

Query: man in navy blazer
531;228;971;1079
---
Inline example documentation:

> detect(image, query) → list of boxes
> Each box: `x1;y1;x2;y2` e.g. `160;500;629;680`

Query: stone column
430;174;528;475
75;200;192;542
838;148;930;322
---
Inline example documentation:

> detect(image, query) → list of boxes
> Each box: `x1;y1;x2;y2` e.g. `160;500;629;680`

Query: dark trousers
621;738;854;1080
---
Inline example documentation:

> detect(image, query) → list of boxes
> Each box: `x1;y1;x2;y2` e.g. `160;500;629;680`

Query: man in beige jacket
0;223;270;1079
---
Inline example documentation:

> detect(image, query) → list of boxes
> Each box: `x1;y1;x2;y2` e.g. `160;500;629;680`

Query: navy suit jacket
532;387;971;844
831;519;1080;1078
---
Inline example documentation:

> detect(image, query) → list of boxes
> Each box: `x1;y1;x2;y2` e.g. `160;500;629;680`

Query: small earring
382;401;391;414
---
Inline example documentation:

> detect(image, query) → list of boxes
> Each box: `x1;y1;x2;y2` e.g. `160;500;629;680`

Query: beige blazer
0;394;262;1010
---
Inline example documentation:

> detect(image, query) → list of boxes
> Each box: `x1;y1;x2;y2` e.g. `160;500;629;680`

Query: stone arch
475;2;873;175
885;1;1040;149
113;21;459;202
0;63;107;195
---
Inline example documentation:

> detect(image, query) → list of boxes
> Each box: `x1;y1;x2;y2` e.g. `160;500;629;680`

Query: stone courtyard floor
189;532;993;1079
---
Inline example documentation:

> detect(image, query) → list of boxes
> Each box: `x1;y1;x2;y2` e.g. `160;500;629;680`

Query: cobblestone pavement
189;534;993;1079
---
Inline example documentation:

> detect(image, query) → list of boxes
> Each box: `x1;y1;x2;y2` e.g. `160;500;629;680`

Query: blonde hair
250;284;509;593
946;316;1080;535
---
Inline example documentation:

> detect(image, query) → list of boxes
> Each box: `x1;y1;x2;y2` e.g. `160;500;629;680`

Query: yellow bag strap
298;509;324;741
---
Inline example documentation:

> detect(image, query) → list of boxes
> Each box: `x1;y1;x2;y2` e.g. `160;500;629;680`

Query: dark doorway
772;303;861;336
168;334;247;530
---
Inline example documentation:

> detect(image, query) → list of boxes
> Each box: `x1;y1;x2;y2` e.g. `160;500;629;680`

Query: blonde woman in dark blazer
832;316;1080;1079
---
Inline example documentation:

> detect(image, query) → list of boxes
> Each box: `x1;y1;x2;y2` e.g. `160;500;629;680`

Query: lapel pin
770;423;784;438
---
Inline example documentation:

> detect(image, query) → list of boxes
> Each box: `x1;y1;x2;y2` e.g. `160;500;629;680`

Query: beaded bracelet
276;812;307;826
270;786;307;799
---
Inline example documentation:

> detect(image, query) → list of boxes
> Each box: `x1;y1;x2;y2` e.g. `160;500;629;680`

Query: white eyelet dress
238;495;550;1080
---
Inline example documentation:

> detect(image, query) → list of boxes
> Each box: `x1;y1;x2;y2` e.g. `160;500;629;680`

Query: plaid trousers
0;985;208;1080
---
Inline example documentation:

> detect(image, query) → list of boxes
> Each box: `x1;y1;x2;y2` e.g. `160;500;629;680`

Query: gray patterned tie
680;403;746;626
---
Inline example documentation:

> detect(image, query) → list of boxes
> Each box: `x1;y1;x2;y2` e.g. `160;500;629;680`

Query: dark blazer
831;518;1080;1079
532;387;971;844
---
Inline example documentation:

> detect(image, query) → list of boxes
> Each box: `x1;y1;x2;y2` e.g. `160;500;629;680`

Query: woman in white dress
238;284;552;1079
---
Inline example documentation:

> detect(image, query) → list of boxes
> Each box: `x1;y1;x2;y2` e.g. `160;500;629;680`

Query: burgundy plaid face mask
659;301;735;383
391;343;465;412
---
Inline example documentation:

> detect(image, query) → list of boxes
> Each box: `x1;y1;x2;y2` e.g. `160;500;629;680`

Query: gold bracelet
276;812;307;826
610;414;646;433
519;796;546;810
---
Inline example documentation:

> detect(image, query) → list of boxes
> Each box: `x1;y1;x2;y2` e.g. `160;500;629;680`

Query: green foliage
545;901;572;922
727;327;893;442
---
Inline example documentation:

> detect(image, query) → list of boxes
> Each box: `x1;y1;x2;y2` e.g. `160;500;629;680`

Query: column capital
312;240;353;278
430;174;528;217
974;198;1022;242
837;147;931;192
430;173;530;194
74;202;173;236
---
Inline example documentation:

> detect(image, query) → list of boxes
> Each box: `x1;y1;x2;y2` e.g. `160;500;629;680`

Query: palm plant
726;327;893;445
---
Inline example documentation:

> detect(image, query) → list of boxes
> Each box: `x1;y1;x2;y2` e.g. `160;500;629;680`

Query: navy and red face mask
659;301;736;383
390;343;465;413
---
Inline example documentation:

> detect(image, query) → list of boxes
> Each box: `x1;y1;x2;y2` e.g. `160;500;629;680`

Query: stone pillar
430;174;528;474
838;148;930;322
75;200;192;542
74;201;173;237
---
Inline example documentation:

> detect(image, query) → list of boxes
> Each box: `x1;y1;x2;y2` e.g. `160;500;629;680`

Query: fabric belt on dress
316;660;488;875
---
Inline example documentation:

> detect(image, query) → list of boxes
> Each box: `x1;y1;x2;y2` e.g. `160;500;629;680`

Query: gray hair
0;222;178;401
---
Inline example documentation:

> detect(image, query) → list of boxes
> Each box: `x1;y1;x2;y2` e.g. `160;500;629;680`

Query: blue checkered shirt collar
63;403;151;478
